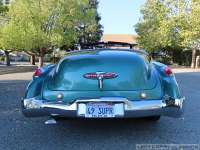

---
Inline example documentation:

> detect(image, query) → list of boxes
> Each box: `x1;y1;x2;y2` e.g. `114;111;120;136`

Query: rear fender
152;62;181;99
25;64;56;99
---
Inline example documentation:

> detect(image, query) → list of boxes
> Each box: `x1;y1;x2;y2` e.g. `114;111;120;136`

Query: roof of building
102;34;138;44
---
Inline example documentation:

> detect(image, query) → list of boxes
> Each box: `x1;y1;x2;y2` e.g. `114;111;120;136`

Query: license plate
85;103;115;118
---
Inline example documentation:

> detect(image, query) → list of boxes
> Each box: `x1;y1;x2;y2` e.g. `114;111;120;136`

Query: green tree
181;0;200;68
1;0;102;67
135;0;198;67
135;0;170;51
0;0;10;66
76;0;103;46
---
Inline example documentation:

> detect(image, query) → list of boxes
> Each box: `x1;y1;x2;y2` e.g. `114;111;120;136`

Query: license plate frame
85;103;115;118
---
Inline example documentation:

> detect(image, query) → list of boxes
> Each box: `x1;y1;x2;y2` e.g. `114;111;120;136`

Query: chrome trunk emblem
83;72;118;90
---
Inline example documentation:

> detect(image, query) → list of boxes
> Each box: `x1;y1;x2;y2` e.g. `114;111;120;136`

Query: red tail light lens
165;66;173;76
33;68;42;77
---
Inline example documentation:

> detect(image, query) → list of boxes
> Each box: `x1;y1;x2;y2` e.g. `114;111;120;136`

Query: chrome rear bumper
22;97;185;118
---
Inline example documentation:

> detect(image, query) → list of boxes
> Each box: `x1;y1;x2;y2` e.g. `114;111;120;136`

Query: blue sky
98;0;146;35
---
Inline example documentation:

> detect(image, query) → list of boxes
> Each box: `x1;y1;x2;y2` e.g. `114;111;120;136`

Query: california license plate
85;103;115;118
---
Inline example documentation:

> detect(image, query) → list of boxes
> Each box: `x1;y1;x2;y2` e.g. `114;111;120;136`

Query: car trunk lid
47;51;157;91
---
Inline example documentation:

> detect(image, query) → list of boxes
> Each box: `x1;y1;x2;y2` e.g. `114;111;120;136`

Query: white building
1;0;13;5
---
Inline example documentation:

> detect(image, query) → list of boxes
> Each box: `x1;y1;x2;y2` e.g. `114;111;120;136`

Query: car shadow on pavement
50;118;161;133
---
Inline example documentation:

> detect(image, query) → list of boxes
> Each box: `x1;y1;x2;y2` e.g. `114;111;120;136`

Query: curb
0;66;37;75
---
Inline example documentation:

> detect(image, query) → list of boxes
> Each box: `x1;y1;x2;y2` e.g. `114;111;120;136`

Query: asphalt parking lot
0;71;200;150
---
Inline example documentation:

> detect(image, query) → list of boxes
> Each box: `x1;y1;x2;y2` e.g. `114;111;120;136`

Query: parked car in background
22;42;185;122
0;50;4;56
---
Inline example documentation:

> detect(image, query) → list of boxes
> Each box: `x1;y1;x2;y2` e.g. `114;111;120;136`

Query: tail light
165;66;173;76
33;68;42;77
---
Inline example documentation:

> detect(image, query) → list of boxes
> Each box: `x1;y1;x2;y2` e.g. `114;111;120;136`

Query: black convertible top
80;41;137;49
67;41;148;55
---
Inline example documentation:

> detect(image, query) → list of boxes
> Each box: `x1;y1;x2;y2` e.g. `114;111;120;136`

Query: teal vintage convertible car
22;42;185;121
